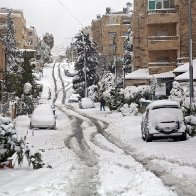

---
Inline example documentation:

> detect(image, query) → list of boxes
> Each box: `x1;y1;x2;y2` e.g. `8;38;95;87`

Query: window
109;44;116;53
28;31;33;36
148;0;174;10
108;32;116;38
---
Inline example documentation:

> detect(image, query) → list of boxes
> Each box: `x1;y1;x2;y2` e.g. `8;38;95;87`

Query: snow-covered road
1;62;196;196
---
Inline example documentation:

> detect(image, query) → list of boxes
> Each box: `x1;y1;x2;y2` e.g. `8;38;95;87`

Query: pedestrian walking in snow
100;97;105;111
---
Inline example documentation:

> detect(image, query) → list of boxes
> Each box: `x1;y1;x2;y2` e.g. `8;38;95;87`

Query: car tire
145;131;152;142
180;132;187;141
141;125;145;140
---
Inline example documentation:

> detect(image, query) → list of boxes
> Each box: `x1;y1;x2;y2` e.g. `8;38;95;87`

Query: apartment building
125;0;196;88
24;26;39;50
91;7;132;64
133;0;196;74
0;8;27;49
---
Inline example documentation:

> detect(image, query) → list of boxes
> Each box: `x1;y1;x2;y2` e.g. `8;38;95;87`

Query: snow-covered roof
152;71;175;79
173;59;196;73
175;67;196;81
125;69;175;80
125;69;149;80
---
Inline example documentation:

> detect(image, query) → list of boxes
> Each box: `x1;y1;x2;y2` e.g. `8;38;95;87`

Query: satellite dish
126;2;132;8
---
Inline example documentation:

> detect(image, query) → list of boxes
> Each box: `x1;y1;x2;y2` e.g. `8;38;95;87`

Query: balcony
147;9;178;24
148;62;176;75
148;36;179;51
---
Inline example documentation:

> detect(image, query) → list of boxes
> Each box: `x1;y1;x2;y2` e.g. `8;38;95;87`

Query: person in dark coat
100;97;105;111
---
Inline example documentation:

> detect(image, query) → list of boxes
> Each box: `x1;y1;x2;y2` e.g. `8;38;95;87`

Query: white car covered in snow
68;93;81;103
141;100;187;142
30;104;56;129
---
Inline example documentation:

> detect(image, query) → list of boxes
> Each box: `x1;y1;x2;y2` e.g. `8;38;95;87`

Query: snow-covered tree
169;81;184;105
2;9;22;73
37;33;54;64
123;29;133;73
1;9;23;97
98;72;114;95
73;31;99;98
43;33;54;49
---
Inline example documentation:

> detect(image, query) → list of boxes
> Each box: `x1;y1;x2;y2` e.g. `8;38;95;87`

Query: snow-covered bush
98;72;114;95
120;103;138;116
16;83;34;115
25;147;45;169
181;84;196;116
0;115;44;169
123;85;152;106
87;85;98;102
0;115;23;163
103;88;124;111
169;81;184;105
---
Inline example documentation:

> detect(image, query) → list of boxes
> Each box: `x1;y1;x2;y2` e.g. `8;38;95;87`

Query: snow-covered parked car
68;94;81;103
79;97;94;109
30;104;56;129
141;100;187;142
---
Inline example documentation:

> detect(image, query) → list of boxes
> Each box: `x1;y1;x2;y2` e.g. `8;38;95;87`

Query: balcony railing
147;9;178;24
148;36;178;41
148;36;179;50
148;9;176;15
148;62;176;67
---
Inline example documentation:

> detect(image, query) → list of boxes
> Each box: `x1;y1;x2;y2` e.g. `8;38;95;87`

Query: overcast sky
1;0;133;47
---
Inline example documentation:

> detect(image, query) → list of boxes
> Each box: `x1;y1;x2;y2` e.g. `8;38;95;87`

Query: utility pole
82;32;87;97
113;35;117;88
71;37;74;62
188;0;194;112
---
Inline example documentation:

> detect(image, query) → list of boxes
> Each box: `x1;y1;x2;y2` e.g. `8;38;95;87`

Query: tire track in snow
57;107;100;196
73;111;196;196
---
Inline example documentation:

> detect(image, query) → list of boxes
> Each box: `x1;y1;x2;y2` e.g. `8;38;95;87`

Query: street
1;62;196;196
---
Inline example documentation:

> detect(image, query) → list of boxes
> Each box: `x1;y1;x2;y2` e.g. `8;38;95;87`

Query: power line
56;0;84;27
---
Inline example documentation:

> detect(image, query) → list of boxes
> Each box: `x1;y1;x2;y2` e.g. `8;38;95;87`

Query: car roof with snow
146;100;180;110
32;103;53;114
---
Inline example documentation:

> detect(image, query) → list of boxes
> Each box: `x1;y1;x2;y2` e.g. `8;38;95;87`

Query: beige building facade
91;8;132;63
132;0;196;75
0;8;26;49
24;26;39;50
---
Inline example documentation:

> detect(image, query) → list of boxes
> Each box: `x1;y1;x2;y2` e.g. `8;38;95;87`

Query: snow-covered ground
1;61;196;196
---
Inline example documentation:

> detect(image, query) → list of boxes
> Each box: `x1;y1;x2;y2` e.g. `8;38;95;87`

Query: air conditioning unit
123;7;128;13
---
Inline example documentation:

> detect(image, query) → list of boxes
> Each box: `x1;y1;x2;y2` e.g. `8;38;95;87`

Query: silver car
141;100;187;142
